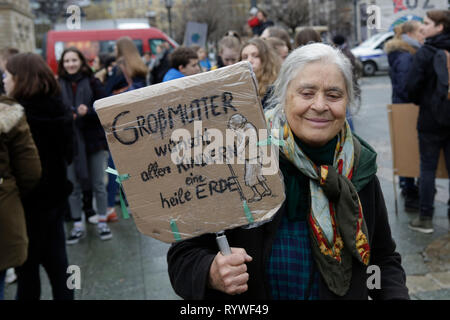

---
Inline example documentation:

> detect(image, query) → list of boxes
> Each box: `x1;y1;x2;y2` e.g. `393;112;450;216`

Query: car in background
351;32;394;76
44;28;177;74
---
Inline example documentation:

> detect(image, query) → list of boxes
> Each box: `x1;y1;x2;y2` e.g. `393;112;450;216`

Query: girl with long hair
105;36;148;95
57;47;111;244
4;52;74;299
240;37;281;107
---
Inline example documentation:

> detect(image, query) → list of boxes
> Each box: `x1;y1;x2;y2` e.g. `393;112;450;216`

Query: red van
45;28;177;74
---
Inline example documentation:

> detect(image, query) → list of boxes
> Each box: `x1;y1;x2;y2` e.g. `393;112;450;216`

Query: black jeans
418;132;450;219
15;202;74;300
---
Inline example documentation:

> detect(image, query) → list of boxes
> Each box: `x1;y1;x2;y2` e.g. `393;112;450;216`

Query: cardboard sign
94;62;285;243
387;104;447;178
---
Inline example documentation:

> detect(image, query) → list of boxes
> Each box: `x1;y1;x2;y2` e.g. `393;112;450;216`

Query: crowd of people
385;10;450;234
0;6;448;301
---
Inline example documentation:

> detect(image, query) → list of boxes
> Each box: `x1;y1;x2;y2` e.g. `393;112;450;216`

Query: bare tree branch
265;0;310;35
180;0;246;43
32;0;70;26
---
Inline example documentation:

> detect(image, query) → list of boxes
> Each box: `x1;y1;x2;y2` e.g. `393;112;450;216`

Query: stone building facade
0;0;35;52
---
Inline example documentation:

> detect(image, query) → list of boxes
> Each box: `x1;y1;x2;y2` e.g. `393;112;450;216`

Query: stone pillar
0;0;36;52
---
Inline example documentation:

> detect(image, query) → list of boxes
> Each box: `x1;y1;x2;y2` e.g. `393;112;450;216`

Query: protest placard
94;62;285;243
387;103;447;178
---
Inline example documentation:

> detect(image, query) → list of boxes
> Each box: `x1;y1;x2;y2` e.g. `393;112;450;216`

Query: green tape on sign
243;200;254;224
170;219;182;242
105;167;130;219
257;135;285;147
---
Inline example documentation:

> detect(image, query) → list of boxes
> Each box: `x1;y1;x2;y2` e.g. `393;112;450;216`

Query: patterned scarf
265;106;371;296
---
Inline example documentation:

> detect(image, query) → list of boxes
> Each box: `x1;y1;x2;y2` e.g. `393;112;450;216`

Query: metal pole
168;6;173;39
354;0;358;45
216;231;231;255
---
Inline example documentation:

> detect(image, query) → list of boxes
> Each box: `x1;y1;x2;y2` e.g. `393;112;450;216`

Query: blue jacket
385;38;418;103
163;68;185;82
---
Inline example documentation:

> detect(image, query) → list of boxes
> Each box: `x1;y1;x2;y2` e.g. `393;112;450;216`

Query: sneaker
408;217;434;234
98;224;112;241
106;208;119;222
66;227;85;245
88;214;99;224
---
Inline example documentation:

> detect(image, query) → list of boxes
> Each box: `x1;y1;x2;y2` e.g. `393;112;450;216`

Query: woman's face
285;61;348;147
241;44;261;72
221;47;240;66
3;70;15;96
277;45;289;60
422;16;443;38
63;51;82;75
92;56;101;71
407;23;426;44
197;48;206;60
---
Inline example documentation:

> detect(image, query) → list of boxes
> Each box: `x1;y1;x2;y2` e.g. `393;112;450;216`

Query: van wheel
363;61;376;76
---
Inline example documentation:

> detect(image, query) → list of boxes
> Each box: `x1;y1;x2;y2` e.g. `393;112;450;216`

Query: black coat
167;175;409;300
105;66;129;96
18;94;73;211
80;77;108;154
406;33;450;133
253;20;274;36
59;75;108;155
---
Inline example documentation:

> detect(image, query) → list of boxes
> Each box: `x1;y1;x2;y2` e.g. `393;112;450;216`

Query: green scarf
265;106;377;296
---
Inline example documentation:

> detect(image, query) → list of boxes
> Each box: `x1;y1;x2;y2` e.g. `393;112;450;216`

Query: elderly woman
167;43;409;300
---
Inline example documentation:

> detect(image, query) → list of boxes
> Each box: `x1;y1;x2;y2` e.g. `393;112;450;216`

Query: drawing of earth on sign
191;33;201;43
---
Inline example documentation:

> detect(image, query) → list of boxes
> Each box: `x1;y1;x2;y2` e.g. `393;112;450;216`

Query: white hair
268;42;355;111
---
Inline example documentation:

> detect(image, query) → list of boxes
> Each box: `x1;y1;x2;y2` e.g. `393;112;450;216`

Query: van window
149;39;171;55
55;39;143;62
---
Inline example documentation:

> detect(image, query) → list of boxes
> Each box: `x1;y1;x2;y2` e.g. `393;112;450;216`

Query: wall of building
0;0;36;52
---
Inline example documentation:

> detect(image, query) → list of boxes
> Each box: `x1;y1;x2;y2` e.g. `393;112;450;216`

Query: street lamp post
165;0;174;39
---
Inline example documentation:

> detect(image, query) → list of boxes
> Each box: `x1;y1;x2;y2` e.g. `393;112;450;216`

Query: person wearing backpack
385;20;425;212
406;10;450;233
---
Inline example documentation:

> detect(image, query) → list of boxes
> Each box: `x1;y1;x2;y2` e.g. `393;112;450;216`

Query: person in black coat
4;53;74;300
167;43;409;300
58;47;111;244
406;10;450;233
385;20;424;212
252;9;274;36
